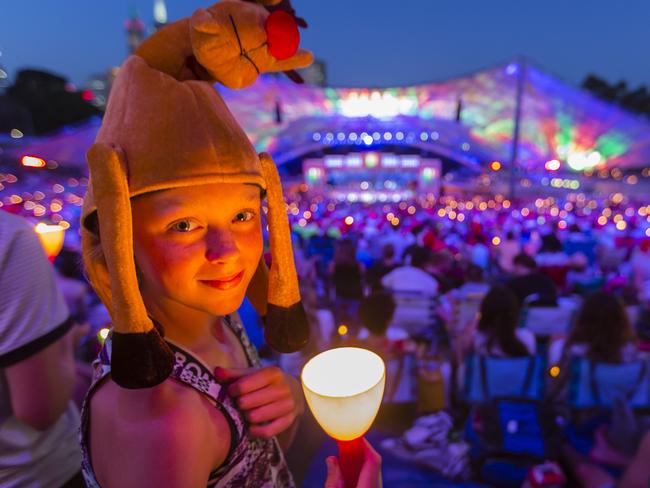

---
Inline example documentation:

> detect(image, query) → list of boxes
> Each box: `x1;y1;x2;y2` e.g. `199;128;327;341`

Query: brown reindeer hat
81;0;312;389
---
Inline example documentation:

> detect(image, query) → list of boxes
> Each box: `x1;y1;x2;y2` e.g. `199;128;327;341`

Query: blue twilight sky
1;0;649;89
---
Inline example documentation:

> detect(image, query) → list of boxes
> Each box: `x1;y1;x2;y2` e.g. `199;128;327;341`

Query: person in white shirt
0;211;83;488
381;247;439;297
381;247;439;330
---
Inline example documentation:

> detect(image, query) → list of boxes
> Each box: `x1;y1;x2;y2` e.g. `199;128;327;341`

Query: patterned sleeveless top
79;315;295;488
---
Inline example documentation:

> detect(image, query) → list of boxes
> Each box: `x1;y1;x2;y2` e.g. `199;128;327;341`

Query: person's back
549;291;638;366
470;234;490;271
382;247;439;296
472;285;535;358
332;261;363;299
366;244;398;289
506;253;558;306
0;211;82;488
548;292;638;408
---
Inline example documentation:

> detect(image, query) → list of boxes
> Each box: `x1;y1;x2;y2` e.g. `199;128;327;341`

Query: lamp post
301;347;385;488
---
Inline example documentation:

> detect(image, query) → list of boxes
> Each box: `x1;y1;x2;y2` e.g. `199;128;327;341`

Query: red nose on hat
265;10;300;60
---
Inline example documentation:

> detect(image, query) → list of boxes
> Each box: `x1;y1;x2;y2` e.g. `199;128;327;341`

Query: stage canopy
6;60;650;172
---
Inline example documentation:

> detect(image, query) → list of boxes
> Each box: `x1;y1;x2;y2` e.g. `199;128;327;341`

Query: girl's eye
170;219;199;232
234;211;256;223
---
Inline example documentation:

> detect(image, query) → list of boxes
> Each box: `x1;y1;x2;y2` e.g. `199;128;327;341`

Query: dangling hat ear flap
86;142;174;388
256;152;310;352
246;256;269;317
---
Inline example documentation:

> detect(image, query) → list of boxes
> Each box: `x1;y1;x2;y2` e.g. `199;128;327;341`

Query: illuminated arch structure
219;59;650;175
6;59;650;180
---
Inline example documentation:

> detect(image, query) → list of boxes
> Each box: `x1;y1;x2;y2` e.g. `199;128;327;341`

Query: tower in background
0;49;8;89
153;0;168;32
125;8;146;54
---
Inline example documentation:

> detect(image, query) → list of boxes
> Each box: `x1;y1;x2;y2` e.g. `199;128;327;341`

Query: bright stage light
545;159;561;171
364;152;379;168
567;150;601;171
490;161;502;171
339;91;417;118
21;155;46;168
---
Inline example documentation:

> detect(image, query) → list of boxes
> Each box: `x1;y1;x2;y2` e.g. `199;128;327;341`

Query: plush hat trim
81;171;266;232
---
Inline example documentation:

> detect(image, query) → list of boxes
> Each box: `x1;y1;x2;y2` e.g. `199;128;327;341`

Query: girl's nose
205;228;239;263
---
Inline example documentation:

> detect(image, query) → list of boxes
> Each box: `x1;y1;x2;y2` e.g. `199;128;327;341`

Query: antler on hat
82;0;312;389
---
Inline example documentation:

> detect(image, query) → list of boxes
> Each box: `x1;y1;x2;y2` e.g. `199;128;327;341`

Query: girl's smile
200;271;245;290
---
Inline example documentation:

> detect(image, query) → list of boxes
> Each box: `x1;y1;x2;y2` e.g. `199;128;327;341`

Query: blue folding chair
564;357;650;456
462;355;557;487
568;357;650;410
463;354;547;403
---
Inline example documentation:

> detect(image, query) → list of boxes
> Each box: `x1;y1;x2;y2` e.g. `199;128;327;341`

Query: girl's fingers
246;398;295;424
238;384;289;410
219;366;283;396
324;457;344;488
249;413;294;439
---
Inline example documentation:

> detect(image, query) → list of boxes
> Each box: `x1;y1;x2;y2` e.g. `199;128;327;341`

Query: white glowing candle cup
301;347;385;487
34;223;65;261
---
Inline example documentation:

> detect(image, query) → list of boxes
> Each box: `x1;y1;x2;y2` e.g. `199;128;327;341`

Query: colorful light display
10;61;650;173
215;61;650;171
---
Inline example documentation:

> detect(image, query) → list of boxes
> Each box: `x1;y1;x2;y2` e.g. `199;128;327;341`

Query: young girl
78;2;317;486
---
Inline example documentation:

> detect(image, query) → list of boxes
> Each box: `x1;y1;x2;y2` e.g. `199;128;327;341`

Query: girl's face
131;182;263;317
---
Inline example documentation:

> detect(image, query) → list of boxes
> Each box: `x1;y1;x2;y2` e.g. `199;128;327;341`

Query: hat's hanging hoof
110;329;175;389
264;302;310;353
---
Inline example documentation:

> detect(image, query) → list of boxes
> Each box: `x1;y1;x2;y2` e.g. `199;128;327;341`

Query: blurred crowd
3;178;650;486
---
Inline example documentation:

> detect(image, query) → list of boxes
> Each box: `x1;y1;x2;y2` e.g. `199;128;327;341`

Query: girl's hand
324;438;382;488
214;366;304;439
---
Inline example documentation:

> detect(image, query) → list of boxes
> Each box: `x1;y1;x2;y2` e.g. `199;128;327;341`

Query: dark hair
465;264;484;283
541;233;563;253
359;290;396;336
334;238;357;266
478;285;529;357
410;246;433;269
381;243;395;260
411;223;426;236
55;248;84;279
506;231;515;240
567;291;636;363
513;253;537;270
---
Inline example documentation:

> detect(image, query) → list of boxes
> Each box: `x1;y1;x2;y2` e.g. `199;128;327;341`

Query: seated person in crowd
547;291;638;410
366;243;399;290
456;284;536;363
455;264;490;300
548;291;637;367
565;252;599;292
356;288;397;358
506;253;558;306
0;211;83;487
436;264;489;331
535;232;570;267
381;246;439;296
357;289;418;403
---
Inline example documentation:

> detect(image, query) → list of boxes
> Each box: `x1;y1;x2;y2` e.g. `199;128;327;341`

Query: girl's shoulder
88;377;231;486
